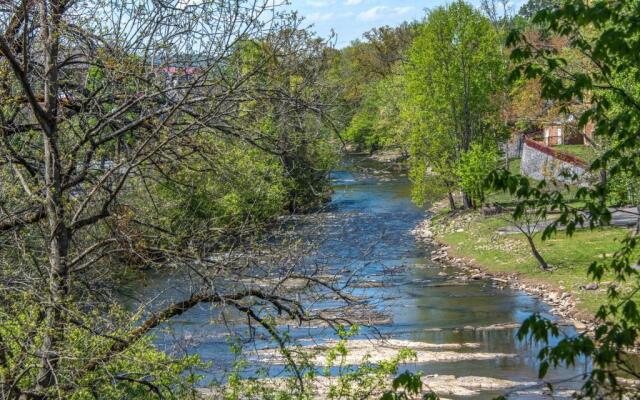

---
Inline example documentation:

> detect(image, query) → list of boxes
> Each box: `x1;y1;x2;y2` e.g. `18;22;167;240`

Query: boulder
581;282;599;290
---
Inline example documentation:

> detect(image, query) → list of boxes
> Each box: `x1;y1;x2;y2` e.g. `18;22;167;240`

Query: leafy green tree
456;144;499;206
343;92;379;151
517;0;559;19
489;0;640;396
408;121;459;209
376;71;413;153
232;32;339;212
607;170;640;234
331;23;418;152
381;371;438;400
405;0;507;209
342;67;411;153
148;136;288;243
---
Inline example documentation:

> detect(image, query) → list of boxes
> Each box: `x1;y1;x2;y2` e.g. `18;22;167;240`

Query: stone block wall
520;139;589;185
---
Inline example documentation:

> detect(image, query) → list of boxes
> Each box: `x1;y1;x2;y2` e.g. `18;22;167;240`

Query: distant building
542;117;595;146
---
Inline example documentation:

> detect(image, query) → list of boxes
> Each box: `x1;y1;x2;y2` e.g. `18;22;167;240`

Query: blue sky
285;0;526;47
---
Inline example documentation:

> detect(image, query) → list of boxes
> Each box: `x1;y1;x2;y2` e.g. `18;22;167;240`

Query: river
141;155;584;399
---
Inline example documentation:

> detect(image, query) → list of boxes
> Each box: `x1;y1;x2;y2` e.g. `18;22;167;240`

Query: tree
0;1;346;398
489;0;640;396
405;0;506;209
456;144;499;206
502;183;553;270
329;23;418;152
342;67;411;153
227;31;339;211
517;0;559;19
359;23;418;79
608;169;640;234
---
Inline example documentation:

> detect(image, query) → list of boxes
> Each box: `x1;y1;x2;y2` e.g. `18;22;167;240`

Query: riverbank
412;203;634;331
191;160;595;399
343;146;409;167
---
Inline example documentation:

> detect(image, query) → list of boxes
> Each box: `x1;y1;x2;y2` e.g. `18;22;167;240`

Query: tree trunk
504;148;509;169
36;126;69;391
447;191;457;211
525;234;549;270
462;191;472;209
599;167;607;210
36;224;70;390
36;1;66;390
636;204;640;236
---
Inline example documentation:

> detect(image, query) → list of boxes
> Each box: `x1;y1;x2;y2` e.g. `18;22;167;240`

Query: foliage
405;0;507;208
517;0;559;19
342;70;410;152
343;104;377;150
0;1;342;399
331;24;418;152
233;32;339;211
0;295;204;399
207;325;439;400
456;144;500;204
486;0;640;396
381;371;438;400
408;119;459;207
607;169;640;209
322;326;418;400
145;137;288;244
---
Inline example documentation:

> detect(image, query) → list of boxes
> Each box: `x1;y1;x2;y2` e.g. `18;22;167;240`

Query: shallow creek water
138;156;585;399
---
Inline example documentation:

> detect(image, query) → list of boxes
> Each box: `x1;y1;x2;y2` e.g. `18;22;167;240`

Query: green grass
554;144;597;163
508;158;521;175
482;159;524;205
434;212;634;316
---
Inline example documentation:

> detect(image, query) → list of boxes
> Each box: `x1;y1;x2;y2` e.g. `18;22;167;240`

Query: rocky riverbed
147;156;590;398
199;374;544;399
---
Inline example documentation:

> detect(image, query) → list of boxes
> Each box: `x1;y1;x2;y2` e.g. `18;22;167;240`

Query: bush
456;144;499;205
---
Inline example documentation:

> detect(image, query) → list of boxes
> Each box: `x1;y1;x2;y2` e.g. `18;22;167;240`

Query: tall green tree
490;0;640;396
405;1;506;209
517;0;559;19
329;23;418;152
343;66;411;153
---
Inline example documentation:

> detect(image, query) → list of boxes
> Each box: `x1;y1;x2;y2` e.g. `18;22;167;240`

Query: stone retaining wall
503;140;521;160
520;139;589;185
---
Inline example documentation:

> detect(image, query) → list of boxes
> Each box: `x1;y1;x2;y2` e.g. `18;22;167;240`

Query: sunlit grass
435;212;634;317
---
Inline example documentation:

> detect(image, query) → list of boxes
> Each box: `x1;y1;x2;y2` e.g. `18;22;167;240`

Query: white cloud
345;0;363;5
392;6;413;16
357;6;385;21
307;12;335;22
306;0;335;7
357;5;413;21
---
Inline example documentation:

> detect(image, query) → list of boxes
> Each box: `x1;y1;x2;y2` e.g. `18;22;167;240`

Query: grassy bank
430;209;632;319
554;144;598;163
